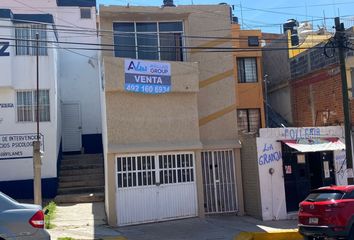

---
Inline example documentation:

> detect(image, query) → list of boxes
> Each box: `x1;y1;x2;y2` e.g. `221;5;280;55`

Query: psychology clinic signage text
0;133;44;160
124;59;171;94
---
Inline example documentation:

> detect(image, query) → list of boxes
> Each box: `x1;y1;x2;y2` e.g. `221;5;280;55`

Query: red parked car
298;185;354;240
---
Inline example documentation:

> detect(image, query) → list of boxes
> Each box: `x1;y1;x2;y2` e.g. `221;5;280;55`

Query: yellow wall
232;24;266;128
288;31;331;58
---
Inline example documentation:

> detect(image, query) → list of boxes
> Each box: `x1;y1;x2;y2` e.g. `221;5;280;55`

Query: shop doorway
282;143;335;212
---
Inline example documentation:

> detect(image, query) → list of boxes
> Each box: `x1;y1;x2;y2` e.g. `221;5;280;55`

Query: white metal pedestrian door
116;152;197;226
62;102;82;152
201;150;238;214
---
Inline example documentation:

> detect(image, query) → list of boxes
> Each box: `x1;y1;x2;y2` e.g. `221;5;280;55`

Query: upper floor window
15;24;47;56
113;22;183;61
237;57;258;83
237;109;261;133
80;8;91;19
16;90;50;122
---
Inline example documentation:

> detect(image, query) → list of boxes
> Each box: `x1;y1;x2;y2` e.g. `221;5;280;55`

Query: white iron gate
201;150;238;214
116;152;197;226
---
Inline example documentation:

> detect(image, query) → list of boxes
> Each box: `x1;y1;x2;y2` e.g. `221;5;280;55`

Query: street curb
234;230;303;240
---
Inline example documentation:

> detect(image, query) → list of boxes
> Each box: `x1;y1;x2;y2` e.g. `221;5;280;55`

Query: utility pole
33;32;42;205
334;17;353;183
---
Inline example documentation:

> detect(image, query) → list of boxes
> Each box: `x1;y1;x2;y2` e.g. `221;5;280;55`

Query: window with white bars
16;90;50;122
116;152;194;189
159;153;194;184
15;24;47;56
117;155;156;188
237;109;261;133
237;57;258;83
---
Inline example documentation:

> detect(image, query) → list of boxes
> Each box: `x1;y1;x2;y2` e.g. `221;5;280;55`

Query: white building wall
257;126;347;221
1;0;102;153
0;18;60;197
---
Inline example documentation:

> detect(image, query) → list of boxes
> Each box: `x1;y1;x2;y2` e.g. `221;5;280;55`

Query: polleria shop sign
124;59;171;94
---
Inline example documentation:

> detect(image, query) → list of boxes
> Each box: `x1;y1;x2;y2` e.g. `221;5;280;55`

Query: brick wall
239;132;262;218
291;64;354;127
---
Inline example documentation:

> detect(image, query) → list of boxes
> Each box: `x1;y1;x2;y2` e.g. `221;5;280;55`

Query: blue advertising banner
124;59;171;94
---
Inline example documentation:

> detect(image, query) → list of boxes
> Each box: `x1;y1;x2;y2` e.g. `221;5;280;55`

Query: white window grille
16;90;50;122
15;24;47;56
116;152;194;189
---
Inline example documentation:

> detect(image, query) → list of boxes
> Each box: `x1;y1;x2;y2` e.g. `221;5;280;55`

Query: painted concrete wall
1;0;102;152
100;5;239;147
239;133;262;219
101;57;202;225
262;34;293;124
0;20;60;197
232;24;266;128
257;126;347;221
103;57;200;150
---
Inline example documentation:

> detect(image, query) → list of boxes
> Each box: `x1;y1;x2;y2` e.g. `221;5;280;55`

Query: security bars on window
15;24;47;56
116;152;194;189
237;57;258;83
16;90;50;122
237;109;261;133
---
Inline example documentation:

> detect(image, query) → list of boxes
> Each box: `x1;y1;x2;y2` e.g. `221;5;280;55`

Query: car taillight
29;210;44;228
298;203;303;212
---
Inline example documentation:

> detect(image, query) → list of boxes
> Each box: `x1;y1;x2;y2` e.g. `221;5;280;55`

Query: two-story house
99;2;244;226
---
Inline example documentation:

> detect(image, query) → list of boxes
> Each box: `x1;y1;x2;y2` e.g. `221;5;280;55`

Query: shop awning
281;138;345;152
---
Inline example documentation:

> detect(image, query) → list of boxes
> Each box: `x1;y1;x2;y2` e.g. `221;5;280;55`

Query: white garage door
116;152;198;226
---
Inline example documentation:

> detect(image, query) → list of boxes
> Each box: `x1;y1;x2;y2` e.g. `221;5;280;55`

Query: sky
97;0;354;33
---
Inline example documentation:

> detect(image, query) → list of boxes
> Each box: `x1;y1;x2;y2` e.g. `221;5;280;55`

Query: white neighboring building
0;0;102;199
0;9;60;198
1;0;102;154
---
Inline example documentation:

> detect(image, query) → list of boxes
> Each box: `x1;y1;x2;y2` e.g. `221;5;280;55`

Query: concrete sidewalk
47;202;125;240
48;202;299;240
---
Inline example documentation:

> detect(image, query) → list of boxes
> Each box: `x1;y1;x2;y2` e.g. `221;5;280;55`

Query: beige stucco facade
100;4;243;226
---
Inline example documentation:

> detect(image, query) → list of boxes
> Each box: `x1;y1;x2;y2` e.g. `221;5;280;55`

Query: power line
0;21;339;45
2;36;339;53
238;1;354;11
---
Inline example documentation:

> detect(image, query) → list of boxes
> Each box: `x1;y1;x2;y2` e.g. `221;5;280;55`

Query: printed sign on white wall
124;59;171;94
0;133;44;160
